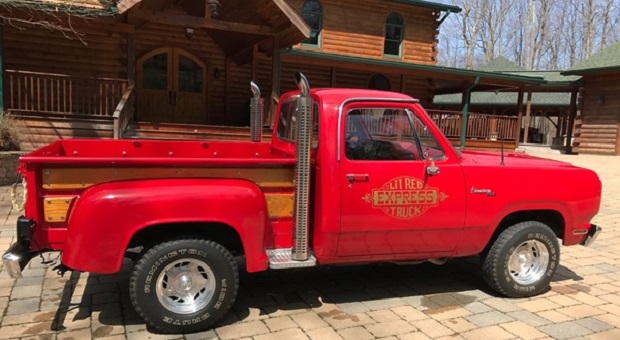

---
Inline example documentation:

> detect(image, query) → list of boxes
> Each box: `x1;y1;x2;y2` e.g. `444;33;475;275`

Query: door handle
168;91;173;105
346;174;369;182
173;91;177;105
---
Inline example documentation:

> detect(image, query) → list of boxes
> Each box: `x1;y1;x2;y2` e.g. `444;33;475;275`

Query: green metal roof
477;56;527;72
283;49;546;85
505;71;581;85
387;0;462;13
478;57;580;85
434;92;572;107
564;41;620;75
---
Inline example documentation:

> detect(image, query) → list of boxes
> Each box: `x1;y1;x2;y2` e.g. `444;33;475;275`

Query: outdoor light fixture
213;68;221;79
207;0;221;18
185;27;194;39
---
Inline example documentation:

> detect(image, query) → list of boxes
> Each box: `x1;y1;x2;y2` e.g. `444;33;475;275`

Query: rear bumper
2;240;34;279
580;224;602;247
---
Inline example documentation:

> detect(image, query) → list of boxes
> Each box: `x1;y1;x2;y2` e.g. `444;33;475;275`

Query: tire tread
482;221;558;298
129;238;239;333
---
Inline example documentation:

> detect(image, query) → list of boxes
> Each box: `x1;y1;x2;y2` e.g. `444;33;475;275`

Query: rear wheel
482;221;559;297
130;239;239;333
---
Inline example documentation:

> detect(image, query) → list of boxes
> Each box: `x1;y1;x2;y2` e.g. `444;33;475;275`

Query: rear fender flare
62;179;269;274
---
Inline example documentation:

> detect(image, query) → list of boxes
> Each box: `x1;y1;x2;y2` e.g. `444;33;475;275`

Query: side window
345;108;422;161
410;114;445;160
301;0;323;47
276;100;320;148
384;13;404;57
368;74;392;91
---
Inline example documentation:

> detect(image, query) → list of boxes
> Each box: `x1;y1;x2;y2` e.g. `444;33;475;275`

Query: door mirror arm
426;159;440;176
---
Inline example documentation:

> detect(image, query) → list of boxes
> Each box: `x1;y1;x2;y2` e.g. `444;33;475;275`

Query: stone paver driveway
1;153;619;340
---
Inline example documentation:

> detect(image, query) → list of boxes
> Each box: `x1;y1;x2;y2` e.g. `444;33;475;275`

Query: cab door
337;103;466;257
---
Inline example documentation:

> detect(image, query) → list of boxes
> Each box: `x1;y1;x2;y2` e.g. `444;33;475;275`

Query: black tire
130;239;239;333
482;221;559;298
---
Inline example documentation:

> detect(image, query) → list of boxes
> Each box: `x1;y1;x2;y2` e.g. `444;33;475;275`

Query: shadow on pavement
49;255;587;332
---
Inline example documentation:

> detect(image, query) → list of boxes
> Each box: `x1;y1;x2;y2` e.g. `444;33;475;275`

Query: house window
302;0;322;46
384;13;404;57
368;74;392;91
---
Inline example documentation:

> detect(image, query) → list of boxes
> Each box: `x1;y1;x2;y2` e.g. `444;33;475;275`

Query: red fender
62;179;269;274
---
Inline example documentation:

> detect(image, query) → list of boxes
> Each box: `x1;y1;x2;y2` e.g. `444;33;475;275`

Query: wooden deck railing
113;86;136;139
426;109;518;141
5;70;127;116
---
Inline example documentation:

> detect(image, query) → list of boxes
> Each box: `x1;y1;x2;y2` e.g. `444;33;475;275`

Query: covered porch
1;0;309;149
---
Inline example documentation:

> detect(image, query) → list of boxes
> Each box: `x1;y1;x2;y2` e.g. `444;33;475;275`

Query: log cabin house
563;42;620;156
0;0;556;151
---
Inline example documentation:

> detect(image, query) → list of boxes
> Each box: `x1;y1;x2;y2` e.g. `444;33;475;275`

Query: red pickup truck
4;74;602;333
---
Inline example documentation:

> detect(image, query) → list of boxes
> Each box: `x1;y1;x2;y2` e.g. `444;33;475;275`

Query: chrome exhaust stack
292;72;312;261
250;81;263;142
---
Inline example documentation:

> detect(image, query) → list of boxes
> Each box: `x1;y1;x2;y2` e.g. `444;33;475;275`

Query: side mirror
426;160;440;176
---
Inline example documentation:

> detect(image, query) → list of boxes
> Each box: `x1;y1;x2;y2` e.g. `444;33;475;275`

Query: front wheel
482;221;560;297
130;239;239;333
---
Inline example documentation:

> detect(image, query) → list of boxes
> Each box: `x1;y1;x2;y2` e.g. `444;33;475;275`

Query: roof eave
563;66;620;76
285;49;545;85
386;0;462;13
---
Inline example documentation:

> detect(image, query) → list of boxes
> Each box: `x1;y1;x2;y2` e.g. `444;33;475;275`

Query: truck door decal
362;176;448;219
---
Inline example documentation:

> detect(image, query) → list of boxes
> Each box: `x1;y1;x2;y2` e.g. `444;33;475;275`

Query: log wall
2;24;126;79
287;0;439;64
577;73;620;155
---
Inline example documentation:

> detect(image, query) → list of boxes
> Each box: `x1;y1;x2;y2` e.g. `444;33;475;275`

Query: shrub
0;114;22;151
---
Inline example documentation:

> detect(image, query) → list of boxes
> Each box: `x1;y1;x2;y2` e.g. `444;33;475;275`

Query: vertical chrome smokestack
250;81;263;142
292;73;312;261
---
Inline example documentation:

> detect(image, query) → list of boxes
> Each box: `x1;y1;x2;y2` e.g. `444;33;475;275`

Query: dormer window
384;13;404;57
301;0;323;47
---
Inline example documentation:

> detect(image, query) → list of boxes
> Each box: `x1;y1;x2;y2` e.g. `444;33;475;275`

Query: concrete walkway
1;153;619;340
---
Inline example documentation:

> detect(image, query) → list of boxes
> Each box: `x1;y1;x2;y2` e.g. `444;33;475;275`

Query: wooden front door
137;48;207;124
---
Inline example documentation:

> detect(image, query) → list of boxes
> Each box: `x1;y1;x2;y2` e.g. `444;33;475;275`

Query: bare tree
0;0;114;44
437;0;620;70
478;0;514;63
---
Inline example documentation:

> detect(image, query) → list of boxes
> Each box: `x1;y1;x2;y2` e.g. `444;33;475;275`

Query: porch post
460;77;479;148
514;88;524;147
127;33;135;87
252;44;258;82
269;37;280;127
566;90;578;153
523;91;533;143
225;58;231;124
0;28;4;114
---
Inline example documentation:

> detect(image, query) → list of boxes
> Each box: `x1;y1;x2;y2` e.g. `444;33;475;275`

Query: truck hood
458;150;574;168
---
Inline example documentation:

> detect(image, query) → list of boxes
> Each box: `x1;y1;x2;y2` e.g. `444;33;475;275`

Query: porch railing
113;86;136;139
5;70;127;116
426;109;518;141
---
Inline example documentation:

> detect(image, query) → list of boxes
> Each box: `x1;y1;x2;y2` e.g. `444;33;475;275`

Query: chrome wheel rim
155;258;216;314
508;240;549;285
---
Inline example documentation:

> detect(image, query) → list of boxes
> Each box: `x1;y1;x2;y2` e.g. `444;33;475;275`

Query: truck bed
20;139;296;166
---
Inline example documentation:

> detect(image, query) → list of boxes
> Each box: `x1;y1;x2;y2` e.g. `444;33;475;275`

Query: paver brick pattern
1;153;620;339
